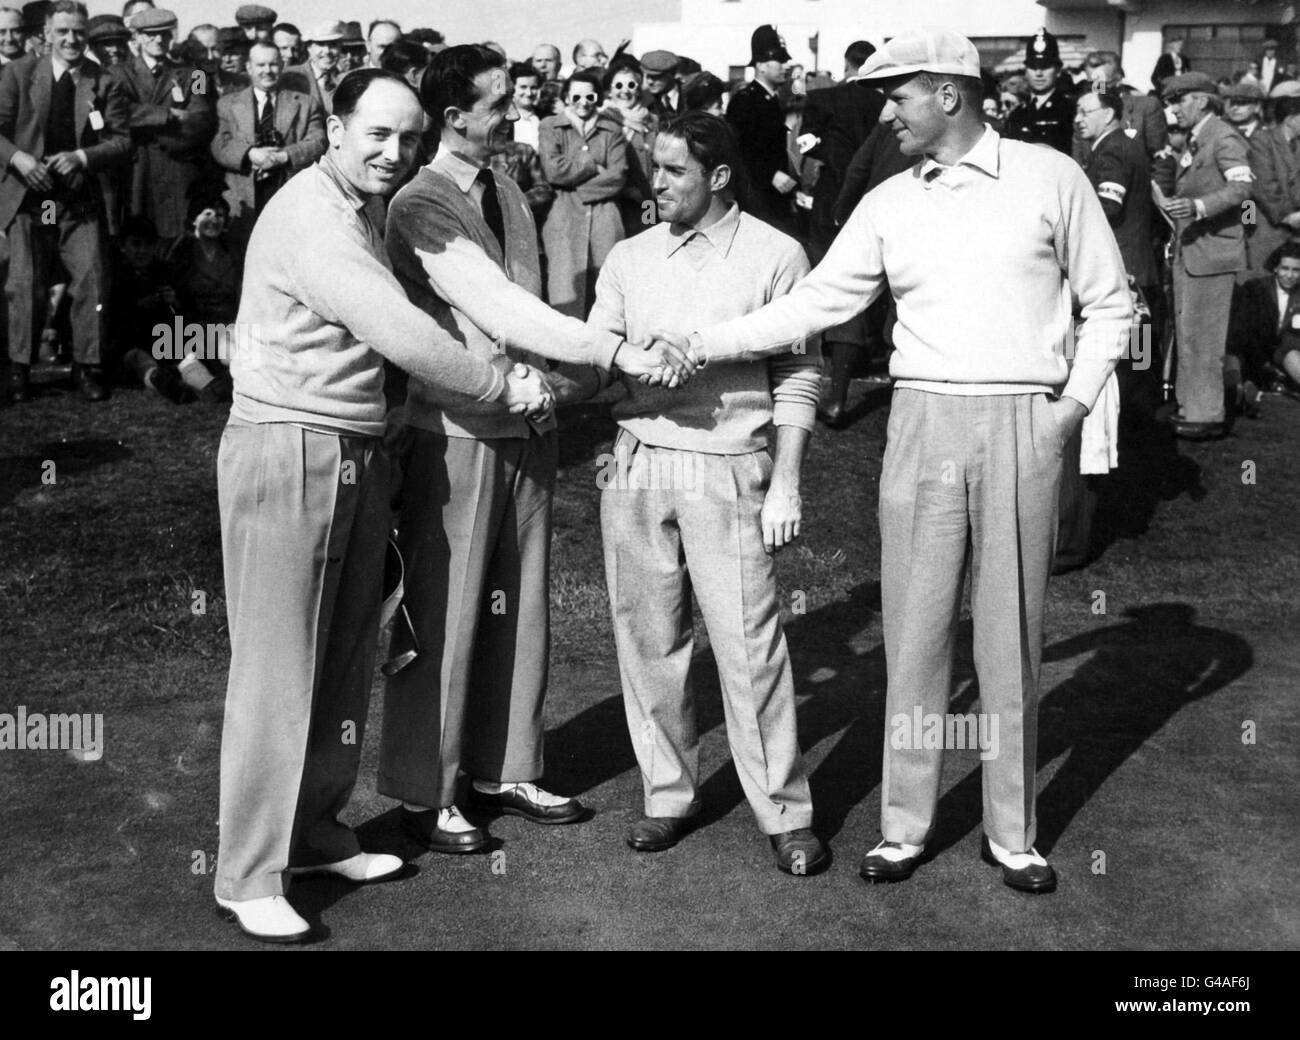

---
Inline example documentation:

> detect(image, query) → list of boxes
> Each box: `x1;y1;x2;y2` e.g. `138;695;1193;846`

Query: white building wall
634;0;1050;80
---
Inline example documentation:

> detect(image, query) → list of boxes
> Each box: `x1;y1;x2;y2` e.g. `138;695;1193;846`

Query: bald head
573;38;606;69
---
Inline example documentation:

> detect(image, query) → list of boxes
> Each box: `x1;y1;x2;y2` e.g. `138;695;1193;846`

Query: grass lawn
1;369;1297;950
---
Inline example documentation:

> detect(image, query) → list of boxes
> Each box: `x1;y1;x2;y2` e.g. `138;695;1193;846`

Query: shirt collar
665;203;741;259
51;54;78;80
253;86;269;106
320;152;370;212
1192;113;1214;141
431;142;487;194
753;77;777;97
917;125;1001;184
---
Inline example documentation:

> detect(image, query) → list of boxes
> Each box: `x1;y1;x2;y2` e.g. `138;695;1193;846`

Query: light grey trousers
878;390;1065;853
601;430;814;835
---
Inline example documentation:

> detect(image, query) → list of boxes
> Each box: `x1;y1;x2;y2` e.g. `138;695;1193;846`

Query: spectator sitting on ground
1229;241;1300;405
114;215;186;402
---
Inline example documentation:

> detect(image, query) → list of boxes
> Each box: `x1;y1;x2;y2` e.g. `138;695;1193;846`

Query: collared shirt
513;110;540;150
917;123;999;191
694;128;1133;413
431;141;487;212
50;54;81;82
1278;283;1292;331
252;86;273;119
588;202;822;453
664;202;742;261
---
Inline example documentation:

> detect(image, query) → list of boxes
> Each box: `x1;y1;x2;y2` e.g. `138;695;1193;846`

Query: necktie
321;70;336;95
476;167;505;253
256;93;275;146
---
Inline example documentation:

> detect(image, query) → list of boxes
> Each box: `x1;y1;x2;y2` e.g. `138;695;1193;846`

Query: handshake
613;330;701;388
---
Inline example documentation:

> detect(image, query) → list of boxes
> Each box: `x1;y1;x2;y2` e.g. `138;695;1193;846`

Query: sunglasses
569;93;598;102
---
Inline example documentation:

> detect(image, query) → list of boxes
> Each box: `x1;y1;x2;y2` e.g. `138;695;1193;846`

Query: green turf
1;373;1297;949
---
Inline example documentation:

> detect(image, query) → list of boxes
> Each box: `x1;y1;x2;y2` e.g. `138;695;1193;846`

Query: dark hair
1274;95;1300;121
602;60;640;93
120;214;158;241
419;44;505;132
677;56;701;77
844;39;875;71
1089;89;1123;121
509;61;541;84
273;22;298;37
407;28;445;47
682;72;725;113
1268;240;1300;269
564;68;604;100
660;110;748;209
381;38;428;78
333;67;418;121
47;0;88;21
367;19;400;39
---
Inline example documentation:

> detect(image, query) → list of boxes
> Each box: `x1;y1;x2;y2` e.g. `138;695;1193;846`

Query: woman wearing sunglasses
539;69;630;318
602;57;657;237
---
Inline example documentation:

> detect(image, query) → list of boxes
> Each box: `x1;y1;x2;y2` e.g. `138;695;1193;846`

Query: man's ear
445;105;468;131
326;113;345;149
709;162;732;194
939;82;962;115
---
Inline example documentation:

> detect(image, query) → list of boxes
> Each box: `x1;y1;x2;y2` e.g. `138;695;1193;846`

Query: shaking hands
502;362;555;422
615;330;701;389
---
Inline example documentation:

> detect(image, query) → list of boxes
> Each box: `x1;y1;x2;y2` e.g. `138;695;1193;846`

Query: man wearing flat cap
726;24;797;234
87;15;128;67
214;26;250;96
1245;84;1300;278
1159;71;1252;438
282;20;343;115
667;26;1133;893
641;49;679;120
235;5;275;45
1004;28;1075;155
114;7;218;243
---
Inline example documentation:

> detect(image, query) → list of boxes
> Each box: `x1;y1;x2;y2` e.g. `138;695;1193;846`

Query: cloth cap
217;26;247;49
132;8;179;33
87;15;129;42
1223;81;1264;101
858;25;981;82
1161;71;1218;100
641;49;679;75
21;2;48;31
1270;80;1300;99
235;5;277;26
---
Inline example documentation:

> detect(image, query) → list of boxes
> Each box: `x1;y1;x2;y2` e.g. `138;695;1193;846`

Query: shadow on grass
543;585;1253;858
0;438;132;508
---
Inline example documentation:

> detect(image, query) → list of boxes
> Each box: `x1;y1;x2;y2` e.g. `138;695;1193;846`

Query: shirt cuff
588;329;622;371
1194;198;1206;220
772;399;816;431
75;149;88;169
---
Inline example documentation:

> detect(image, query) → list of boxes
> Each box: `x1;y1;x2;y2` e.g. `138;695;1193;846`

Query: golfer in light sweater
582;112;828;874
214;70;550;944
669;30;1134;892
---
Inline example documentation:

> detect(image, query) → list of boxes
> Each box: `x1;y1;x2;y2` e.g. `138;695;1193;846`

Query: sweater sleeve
694;196;886;364
767;242;822;431
389;188;620;369
288;201;505;404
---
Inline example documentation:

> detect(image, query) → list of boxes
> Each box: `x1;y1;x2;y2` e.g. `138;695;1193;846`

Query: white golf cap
858;25;981;81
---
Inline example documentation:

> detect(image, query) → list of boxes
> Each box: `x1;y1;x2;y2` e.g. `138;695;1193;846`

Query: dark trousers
5;205;107;366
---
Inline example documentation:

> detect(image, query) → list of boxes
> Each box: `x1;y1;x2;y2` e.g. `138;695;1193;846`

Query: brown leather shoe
626;815;692;852
770;828;829;875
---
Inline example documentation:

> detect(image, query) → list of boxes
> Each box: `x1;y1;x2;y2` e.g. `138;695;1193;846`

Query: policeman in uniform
726;24;796;234
1004;28;1075;155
